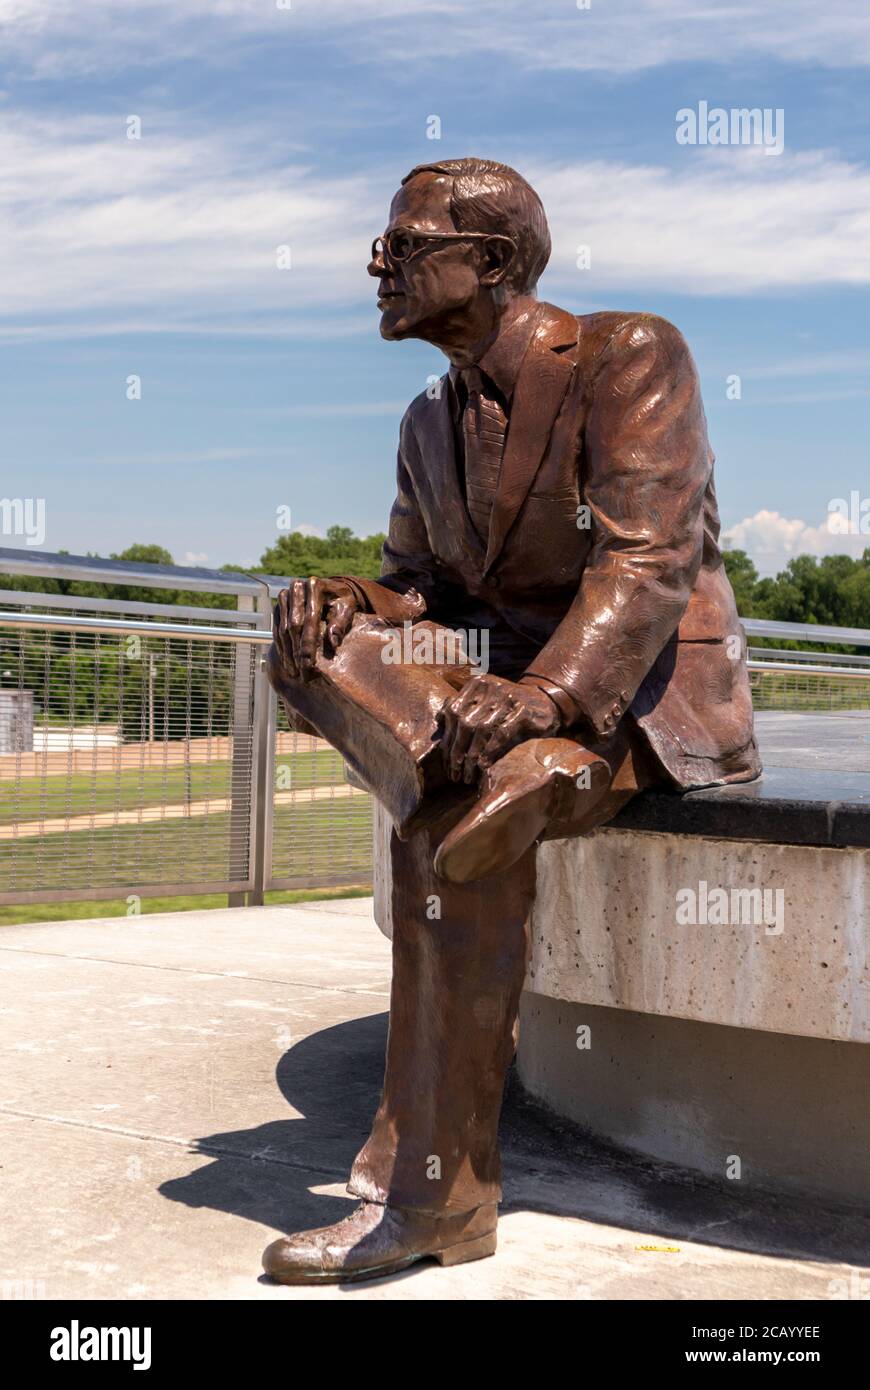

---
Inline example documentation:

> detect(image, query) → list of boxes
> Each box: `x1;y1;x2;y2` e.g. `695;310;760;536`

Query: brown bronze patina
262;158;761;1283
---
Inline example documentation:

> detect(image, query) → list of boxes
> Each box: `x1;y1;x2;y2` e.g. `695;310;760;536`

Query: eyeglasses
371;226;517;265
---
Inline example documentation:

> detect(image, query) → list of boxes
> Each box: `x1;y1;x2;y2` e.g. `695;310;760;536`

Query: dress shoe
262;1199;497;1284
434;737;612;884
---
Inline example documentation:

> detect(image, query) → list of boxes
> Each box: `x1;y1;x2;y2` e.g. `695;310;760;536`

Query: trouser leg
347;733;654;1215
347;813;537;1215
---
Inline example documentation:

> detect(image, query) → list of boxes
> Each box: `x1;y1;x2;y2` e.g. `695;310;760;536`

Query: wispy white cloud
742;352;870;380
484;1;870;74
0;113;386;330
2;113;870;336
2;1;869;77
535;149;870;297
0;315;374;344
63;446;290;467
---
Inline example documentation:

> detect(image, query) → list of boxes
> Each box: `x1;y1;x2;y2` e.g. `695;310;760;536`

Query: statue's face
368;173;489;342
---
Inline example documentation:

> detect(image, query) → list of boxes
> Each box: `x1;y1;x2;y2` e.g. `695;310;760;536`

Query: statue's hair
401;157;551;294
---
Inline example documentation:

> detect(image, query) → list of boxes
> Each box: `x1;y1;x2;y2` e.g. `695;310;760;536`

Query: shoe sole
263;1231;497;1284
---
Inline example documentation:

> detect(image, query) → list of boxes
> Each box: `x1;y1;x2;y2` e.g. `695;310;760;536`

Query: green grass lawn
0;748;346;820
750;667;870;713
0;884;373;927
1;796;372;887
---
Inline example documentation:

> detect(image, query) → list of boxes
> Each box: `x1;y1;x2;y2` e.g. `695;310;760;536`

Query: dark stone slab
612;710;870;848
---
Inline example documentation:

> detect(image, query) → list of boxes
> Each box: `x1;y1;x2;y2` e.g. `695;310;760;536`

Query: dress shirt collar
447;299;541;408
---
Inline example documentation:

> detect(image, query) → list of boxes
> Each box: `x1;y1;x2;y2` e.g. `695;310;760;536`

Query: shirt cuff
518;674;581;729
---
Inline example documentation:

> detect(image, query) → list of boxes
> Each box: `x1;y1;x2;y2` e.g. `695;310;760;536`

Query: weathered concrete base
517;994;870;1210
528;828;870;1043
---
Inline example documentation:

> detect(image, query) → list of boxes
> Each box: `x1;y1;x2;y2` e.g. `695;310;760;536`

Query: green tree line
722;548;870;639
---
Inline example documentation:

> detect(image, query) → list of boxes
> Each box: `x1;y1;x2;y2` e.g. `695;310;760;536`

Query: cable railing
742;617;870;712
0;548;868;909
0;549;372;907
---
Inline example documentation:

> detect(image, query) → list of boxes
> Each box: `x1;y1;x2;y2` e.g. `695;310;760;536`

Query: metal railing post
228;593;256;906
247;581;276;907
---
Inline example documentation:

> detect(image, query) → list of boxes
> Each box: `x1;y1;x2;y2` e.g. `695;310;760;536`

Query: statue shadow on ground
159;1012;389;1242
160;1011;870;1276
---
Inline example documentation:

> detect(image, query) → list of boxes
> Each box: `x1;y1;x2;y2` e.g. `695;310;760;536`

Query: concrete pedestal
517;993;870;1208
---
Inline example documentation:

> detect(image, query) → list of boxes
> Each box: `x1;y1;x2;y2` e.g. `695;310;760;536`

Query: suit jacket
345;300;761;791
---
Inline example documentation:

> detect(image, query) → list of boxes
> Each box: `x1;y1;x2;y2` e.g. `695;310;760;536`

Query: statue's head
368;158;551;346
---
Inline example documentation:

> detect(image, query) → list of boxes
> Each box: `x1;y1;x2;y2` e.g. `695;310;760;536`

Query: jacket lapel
483;304;577;574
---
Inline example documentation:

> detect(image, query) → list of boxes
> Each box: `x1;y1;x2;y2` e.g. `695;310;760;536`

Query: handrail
742;618;870;648
746;659;870;680
0;610;271;644
748;646;870;668
0;546;261;597
3;611;869;678
0;589;262;624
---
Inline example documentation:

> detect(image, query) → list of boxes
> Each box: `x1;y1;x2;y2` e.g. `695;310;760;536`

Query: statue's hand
271;578;360;682
440;673;560;784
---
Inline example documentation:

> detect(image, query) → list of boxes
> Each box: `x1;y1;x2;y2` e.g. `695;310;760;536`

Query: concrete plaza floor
1;897;868;1301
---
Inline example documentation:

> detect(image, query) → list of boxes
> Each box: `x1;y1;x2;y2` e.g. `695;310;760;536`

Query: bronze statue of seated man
263;157;760;1284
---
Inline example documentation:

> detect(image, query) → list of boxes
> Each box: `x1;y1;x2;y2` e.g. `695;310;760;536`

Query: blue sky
1;0;869;575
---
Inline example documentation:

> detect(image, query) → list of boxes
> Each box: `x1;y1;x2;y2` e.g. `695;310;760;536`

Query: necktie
458;366;508;544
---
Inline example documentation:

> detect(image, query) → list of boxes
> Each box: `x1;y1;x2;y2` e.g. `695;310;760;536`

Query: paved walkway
1;898;867;1301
